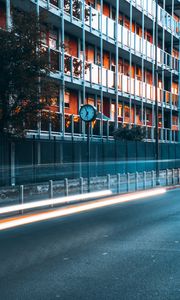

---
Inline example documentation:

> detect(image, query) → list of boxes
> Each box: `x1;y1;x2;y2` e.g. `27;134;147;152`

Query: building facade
0;0;180;142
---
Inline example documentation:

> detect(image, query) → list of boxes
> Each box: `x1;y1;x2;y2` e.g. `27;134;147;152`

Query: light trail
0;190;112;215
0;188;166;231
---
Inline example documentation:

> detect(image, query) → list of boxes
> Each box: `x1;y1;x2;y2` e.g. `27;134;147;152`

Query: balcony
64;2;179;72
129;0;179;36
63;54;179;108
26;111;179;143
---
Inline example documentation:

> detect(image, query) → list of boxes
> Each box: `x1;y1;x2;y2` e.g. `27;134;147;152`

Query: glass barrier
91;64;99;84
108;18;115;39
91;7;99;31
102;15;107;35
107;70;115;88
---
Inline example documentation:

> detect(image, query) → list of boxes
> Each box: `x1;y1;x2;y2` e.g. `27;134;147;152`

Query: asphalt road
0;189;180;300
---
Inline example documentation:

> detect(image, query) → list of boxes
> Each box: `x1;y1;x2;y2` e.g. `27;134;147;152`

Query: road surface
0;188;180;300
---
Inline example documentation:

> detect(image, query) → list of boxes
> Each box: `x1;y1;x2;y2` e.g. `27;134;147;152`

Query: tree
0;8;57;137
113;124;146;141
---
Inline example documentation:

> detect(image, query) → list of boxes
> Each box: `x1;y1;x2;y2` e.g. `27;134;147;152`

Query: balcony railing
40;0;179;37
39;0;179;72
63;54;178;107
26;112;179;143
80;3;179;72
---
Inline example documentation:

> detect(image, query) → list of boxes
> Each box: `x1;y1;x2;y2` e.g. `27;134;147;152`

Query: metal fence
0;168;179;210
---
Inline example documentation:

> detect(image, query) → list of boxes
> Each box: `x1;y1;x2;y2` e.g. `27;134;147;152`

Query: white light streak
0;190;112;215
0;188;166;231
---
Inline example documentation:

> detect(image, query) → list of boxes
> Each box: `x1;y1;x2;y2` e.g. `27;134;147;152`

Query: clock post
87;121;91;193
79;105;97;193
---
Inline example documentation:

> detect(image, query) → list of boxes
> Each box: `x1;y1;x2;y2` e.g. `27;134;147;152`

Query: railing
63;55;178;107
26;111;179;143
40;0;179;37
133;0;179;35
39;0;179;73
1;168;180;212
63;1;179;72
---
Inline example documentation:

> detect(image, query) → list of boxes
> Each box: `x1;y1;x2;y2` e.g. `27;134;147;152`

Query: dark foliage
0;9;57;137
113;124;146;141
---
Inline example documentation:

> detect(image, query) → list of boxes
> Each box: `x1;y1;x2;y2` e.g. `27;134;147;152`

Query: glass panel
118;24;122;43
122;75;128;93
101;68;107;86
118;73;122;90
85;64;91;81
91;64;99;84
102;15;107;35
143;83;146;98
123;27;129;47
91;7;99;30
108;18;114;39
142;40;146;56
146;84;151;99
147;41;152;58
130;32;135;49
130;78;135;94
135;35;141;53
107;70;114;88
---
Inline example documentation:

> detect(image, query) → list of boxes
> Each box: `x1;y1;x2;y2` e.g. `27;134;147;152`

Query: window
172;116;178;126
124;63;130;76
111;104;115;121
86;45;95;63
136;67;142;80
118;105;123;117
97;99;101;112
50;50;59;70
50;0;59;7
41;31;47;46
86;95;95;106
96;50;101;65
64;90;70;108
112;8;116;21
49;29;58;50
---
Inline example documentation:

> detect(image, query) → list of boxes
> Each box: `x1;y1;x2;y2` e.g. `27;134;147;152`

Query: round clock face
79;104;97;122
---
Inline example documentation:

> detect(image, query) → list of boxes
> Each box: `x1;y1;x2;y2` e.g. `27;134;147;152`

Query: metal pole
87;122;91;192
155;0;160;185
19;185;24;214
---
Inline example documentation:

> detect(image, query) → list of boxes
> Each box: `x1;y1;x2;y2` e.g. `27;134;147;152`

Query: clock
79;104;97;122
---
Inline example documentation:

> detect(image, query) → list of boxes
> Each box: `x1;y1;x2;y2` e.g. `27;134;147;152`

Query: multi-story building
0;0;180;143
